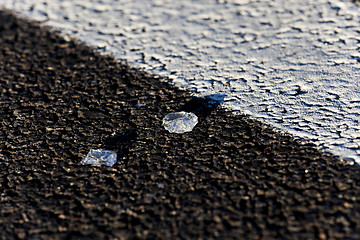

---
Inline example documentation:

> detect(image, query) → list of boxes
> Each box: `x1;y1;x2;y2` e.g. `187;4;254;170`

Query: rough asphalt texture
0;11;360;240
4;0;360;162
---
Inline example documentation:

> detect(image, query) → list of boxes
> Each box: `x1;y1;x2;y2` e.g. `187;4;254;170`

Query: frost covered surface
163;112;198;133
2;0;360;162
82;149;117;167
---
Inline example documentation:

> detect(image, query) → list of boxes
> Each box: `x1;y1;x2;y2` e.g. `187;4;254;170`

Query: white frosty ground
2;0;360;163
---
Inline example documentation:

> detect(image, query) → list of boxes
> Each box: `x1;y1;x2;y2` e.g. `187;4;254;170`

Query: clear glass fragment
82;149;117;167
162;111;198;133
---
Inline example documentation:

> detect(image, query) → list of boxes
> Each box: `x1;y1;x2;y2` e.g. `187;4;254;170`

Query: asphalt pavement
3;0;360;162
0;10;360;240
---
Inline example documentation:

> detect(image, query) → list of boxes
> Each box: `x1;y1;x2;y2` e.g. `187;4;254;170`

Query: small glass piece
162;111;198;133
82;149;117;167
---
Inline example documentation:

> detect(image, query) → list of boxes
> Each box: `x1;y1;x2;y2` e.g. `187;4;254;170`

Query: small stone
82;149;117;167
162;111;198;133
135;103;145;107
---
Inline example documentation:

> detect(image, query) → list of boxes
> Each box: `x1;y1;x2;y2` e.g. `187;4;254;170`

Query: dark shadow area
103;125;137;157
179;93;225;121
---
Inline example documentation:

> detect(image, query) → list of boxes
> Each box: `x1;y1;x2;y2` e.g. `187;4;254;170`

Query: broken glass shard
162;111;198;133
82;149;117;167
